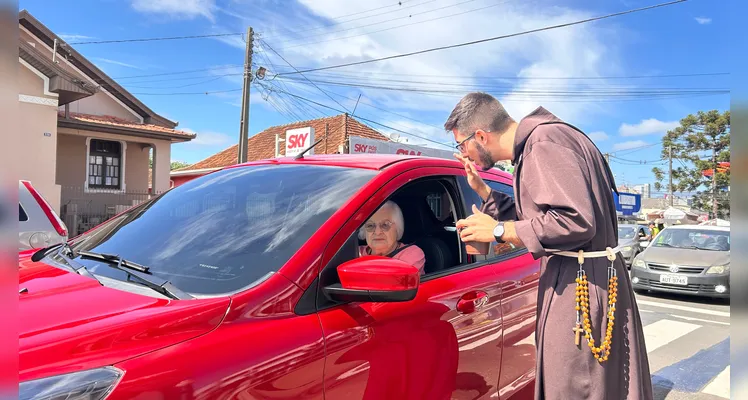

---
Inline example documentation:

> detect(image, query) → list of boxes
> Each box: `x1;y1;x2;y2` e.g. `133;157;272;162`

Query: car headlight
20;367;122;400
633;259;646;269
706;265;730;274
623;246;632;252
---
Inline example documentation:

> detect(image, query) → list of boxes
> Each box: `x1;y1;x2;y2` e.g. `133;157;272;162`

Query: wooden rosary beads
573;250;618;363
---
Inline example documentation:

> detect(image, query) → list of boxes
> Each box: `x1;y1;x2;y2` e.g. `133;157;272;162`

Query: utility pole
712;145;718;218
668;145;673;207
238;27;254;164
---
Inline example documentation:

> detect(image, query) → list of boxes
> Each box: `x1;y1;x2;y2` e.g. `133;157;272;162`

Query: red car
19;154;540;400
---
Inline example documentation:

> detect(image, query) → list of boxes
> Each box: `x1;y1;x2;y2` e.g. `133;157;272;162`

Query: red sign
396;149;422;156
288;132;310;149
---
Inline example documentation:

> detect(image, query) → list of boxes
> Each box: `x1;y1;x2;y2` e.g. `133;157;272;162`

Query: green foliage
652;110;730;219
148;156;191;171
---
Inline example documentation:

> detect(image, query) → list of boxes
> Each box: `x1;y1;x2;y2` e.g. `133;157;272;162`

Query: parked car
18;180;68;251
617;223;650;267
19;154;540;400
631;224;730;298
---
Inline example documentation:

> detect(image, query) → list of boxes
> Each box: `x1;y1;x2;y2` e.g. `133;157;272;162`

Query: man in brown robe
446;92;653;400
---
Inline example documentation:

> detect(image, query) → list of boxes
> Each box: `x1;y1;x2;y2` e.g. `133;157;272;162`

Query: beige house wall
21;26;143;123
17;59;61;213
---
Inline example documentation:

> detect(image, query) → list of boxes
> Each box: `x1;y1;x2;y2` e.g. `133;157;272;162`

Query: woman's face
364;207;399;255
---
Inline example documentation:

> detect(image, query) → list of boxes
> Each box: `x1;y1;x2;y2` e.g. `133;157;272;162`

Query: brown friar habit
481;107;654;400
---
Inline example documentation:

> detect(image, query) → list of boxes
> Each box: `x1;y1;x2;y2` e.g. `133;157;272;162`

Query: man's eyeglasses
455;130;488;152
364;220;394;233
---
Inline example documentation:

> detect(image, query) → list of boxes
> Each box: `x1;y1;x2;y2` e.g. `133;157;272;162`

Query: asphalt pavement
635;288;730;400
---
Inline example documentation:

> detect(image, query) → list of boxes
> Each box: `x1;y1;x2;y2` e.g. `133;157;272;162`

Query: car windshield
618;226;636;239
64;164;376;296
651;228;730;251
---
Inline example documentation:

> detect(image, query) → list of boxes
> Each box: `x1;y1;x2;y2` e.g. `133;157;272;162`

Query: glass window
19;204;28;222
652;228;730;251
65;164;377;296
467;179;525;260
89;139;122;190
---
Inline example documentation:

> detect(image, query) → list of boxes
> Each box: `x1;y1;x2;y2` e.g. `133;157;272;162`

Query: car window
618;227;636;239
652;228;730;251
19;204;28;222
470;179;526;260
64;164;377;297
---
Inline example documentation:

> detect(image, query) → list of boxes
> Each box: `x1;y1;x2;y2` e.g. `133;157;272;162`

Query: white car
18;180;68;251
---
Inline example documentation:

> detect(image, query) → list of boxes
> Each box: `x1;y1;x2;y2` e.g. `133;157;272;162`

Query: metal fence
59;186;165;236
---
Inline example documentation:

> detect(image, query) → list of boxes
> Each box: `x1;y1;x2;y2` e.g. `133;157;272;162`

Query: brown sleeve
512;141;596;259
480;189;517;221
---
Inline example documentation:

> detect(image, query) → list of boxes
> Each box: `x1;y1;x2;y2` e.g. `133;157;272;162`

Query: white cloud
218;0;626;125
92;58;144;70
59;34;95;42
180;129;233;147
619;118;679;136
695;17;712;25
131;0;217;21
613;140;648;151
588;131;609;141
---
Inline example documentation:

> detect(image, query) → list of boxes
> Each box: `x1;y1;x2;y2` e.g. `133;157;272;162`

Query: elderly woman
359;200;426;275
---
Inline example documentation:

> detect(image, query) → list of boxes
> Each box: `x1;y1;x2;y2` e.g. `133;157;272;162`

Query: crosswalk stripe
636;299;730;318
701;366;730;398
643;319;701;352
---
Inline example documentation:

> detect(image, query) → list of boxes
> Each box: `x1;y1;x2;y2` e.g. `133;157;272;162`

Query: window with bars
88;139;122;189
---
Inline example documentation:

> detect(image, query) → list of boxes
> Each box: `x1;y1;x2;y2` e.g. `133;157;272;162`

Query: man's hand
457;205;525;247
455;153;491;201
456;205;500;243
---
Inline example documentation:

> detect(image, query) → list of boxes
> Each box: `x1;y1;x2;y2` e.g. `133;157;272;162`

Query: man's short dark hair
444;92;515;135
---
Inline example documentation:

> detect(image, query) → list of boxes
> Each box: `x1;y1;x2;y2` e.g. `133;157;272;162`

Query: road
635;289;730;400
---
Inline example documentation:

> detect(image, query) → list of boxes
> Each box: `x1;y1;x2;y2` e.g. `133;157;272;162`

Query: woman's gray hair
358;200;405;241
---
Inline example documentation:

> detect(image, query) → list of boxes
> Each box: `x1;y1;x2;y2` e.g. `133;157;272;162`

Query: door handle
457;291;489;314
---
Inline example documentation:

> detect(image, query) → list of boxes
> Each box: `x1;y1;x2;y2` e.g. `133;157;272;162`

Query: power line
269;87;454;149
279;0;526;50
259;39;352;113
276;0;494;47
277;0;689;75
272;0;440;38
68;32;244;45
130;88;243;96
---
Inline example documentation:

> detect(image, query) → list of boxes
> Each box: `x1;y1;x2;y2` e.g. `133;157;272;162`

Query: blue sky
20;0;730;196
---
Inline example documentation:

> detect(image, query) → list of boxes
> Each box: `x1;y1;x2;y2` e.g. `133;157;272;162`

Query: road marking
639;309;730;326
643;319;700;352
636;299;730;318
651;338;730;394
701;366;730;398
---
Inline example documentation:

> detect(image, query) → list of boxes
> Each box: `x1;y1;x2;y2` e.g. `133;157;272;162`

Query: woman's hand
455;153;491;201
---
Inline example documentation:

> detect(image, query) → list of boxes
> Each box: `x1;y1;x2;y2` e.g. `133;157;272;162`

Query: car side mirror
323;256;420;303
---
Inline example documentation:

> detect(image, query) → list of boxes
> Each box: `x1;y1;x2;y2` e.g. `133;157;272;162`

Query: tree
652;110;730;219
148;156;191;171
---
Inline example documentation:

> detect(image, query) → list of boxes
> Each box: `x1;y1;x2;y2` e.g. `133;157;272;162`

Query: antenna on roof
295;120;332;160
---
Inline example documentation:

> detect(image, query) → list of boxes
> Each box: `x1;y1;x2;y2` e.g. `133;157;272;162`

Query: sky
19;0;730;197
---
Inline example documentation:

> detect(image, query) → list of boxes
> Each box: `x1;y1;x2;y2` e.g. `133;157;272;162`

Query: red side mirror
324;256;420;303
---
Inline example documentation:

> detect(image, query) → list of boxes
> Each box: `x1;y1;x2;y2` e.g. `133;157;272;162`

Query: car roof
224;153;513;179
665;224;730;232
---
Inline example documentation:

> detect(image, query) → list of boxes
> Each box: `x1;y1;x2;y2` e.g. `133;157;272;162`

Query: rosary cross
573;324;584;347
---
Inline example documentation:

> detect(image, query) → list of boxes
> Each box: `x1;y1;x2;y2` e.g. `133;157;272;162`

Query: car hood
639;246;730;267
18;254;231;382
617;238;638;247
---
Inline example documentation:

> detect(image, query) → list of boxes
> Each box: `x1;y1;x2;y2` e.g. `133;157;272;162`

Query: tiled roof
180;114;389;171
58;112;196;139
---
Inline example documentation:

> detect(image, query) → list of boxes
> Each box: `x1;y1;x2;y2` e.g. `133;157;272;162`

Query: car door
467;177;541;399
313;166;505;400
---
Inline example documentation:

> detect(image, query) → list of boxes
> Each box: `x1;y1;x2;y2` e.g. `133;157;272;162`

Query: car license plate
659;274;688;285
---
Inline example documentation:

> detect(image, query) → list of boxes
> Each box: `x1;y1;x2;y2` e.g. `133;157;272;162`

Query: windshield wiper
77;251;191;300
47;250;103;286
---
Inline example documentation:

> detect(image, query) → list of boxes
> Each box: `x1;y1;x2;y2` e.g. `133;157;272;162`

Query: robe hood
511;106;563;166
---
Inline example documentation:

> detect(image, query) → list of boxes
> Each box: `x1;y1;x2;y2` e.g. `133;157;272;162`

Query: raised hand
454;153;491;201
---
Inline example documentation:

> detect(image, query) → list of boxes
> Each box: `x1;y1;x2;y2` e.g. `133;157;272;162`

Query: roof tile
182;114;389;171
58;111;195;138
